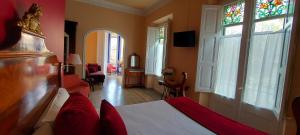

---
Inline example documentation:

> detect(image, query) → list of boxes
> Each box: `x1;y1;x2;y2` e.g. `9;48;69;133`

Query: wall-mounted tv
173;31;196;47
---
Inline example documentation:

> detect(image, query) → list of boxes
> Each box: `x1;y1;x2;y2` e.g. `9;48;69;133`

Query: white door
102;31;109;75
195;5;221;92
208;0;244;119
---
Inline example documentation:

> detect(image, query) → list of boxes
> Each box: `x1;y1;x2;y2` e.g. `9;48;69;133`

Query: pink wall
0;0;65;61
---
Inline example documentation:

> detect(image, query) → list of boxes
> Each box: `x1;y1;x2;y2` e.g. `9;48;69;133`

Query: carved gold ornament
18;3;43;36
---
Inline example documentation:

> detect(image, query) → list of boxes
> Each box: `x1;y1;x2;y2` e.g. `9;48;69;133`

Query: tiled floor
89;75;161;110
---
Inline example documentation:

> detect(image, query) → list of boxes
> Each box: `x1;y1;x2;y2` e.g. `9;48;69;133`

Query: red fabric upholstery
62;74;82;88
100;100;127;135
107;64;117;74
90;71;104;76
87;64;100;73
166;97;268;135
54;93;100;135
86;64;105;84
67;84;90;97
62;75;90;97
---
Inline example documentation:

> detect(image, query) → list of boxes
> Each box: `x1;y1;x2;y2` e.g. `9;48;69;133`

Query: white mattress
116;100;216;135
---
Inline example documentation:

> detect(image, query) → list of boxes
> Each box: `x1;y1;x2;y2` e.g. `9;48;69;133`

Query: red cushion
54;93;100;135
100;100;127;135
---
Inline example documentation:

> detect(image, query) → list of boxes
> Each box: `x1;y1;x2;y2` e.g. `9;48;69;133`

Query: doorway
84;30;125;84
106;32;124;76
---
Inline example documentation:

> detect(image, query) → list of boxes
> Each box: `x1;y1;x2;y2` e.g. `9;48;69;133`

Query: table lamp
68;53;82;65
65;53;82;73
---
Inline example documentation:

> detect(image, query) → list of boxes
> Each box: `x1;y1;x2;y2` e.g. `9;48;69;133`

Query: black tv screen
173;31;196;47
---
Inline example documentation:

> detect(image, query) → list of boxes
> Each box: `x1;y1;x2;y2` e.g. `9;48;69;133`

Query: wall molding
73;0;172;16
143;0;172;15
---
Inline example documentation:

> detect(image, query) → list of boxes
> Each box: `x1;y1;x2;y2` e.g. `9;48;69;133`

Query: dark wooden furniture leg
293;97;300;135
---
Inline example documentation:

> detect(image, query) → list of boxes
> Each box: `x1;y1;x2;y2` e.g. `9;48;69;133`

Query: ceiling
74;0;172;15
106;0;162;10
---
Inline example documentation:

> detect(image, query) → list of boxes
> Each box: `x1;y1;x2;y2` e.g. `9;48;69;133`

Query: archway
83;30;125;85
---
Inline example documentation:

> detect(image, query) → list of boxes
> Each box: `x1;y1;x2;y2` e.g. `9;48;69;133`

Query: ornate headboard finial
18;3;43;36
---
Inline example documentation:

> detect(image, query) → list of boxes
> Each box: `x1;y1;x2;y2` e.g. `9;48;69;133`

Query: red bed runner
166;97;268;135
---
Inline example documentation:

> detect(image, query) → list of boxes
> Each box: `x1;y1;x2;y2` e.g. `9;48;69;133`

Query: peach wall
145;0;218;103
65;0;146;76
85;31;98;64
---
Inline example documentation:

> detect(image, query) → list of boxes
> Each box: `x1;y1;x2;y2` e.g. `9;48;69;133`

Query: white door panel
195;5;221;92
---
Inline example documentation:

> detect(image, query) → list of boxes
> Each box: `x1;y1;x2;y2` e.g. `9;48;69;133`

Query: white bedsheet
116;100;216;135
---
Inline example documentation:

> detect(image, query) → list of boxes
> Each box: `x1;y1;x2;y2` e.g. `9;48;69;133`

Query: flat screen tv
173;31;196;47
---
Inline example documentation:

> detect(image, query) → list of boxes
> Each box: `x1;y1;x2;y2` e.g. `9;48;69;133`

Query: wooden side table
124;68;145;88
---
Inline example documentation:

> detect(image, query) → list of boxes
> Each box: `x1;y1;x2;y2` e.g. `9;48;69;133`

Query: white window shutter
195;5;221;92
273;1;295;117
145;27;159;75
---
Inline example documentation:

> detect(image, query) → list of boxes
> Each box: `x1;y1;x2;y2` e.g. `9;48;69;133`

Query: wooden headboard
0;53;61;135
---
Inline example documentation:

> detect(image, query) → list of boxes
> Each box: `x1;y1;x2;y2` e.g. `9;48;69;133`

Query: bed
116;98;267;135
116;100;215;135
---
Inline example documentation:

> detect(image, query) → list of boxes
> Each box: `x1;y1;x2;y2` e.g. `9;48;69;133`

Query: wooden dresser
124;68;145;88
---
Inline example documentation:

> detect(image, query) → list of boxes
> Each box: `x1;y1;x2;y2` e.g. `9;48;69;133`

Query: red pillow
54;93;100;135
100;100;127;135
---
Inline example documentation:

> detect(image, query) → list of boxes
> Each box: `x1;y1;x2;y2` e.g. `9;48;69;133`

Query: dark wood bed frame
0;53;61;135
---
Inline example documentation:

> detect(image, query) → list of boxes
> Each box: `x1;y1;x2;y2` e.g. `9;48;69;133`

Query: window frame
242;0;292;117
197;0;294;118
212;0;245;98
222;0;245;37
145;22;169;77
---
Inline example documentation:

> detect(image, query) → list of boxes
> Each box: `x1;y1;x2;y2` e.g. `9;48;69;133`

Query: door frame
83;29;126;80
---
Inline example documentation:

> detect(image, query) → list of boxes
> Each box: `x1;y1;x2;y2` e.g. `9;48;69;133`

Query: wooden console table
124;68;145;88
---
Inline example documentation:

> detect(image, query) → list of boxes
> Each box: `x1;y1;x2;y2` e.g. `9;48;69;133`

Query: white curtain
155;43;164;76
154;24;168;77
214;36;241;99
243;32;284;110
145;27;159;75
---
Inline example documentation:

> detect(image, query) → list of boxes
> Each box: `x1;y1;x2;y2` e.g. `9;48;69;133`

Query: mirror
129;53;140;68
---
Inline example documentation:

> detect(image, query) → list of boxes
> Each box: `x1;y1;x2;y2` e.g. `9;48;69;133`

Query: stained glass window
256;0;288;20
223;1;245;26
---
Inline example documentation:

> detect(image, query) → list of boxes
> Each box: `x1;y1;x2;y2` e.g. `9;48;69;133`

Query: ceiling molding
73;0;172;16
143;0;172;15
74;0;143;15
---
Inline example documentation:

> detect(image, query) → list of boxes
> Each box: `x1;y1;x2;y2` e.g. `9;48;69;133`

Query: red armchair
107;64;117;74
86;64;105;84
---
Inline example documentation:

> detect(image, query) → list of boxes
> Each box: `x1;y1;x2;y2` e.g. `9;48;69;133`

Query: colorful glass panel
223;1;245;26
256;0;288;20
